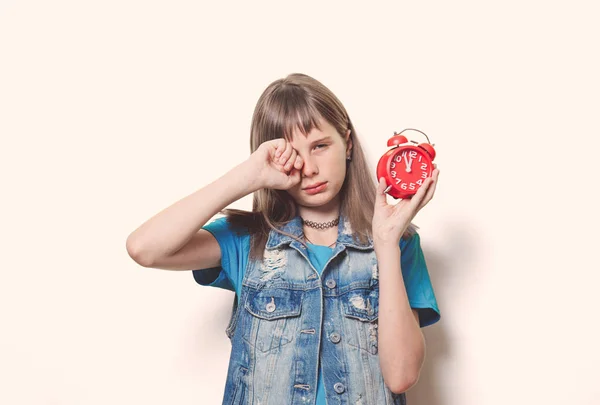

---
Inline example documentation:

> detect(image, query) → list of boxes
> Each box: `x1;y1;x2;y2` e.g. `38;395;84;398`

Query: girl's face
286;118;352;210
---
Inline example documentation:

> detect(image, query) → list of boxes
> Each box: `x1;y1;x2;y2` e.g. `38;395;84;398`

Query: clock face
379;146;433;198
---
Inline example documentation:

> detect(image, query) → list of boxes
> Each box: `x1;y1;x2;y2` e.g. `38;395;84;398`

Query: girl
126;73;441;405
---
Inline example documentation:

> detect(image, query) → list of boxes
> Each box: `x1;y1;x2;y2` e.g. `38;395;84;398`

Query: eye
314;144;328;150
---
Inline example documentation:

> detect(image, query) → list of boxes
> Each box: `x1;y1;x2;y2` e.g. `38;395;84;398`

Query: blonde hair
222;73;417;259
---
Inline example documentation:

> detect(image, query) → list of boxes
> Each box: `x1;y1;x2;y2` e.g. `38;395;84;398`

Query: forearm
375;242;425;393
126;159;260;264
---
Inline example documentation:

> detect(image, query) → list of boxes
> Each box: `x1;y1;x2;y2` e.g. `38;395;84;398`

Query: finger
284;149;298;171
273;138;287;159
293;154;304;170
278;142;293;165
418;169;439;210
409;175;433;210
286;167;299;186
375;177;388;206
377;176;392;195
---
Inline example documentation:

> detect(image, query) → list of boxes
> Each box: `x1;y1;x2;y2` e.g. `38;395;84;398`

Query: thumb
288;167;302;187
375;177;388;206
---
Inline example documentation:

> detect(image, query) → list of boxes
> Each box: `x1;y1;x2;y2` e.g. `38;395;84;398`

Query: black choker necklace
301;217;340;230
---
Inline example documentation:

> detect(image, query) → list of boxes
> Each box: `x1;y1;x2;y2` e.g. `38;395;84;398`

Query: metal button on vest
329;332;341;343
370;345;378;355
325;279;336;289
266;297;276;313
333;382;345;394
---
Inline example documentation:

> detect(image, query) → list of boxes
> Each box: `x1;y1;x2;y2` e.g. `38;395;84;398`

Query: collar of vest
265;214;374;250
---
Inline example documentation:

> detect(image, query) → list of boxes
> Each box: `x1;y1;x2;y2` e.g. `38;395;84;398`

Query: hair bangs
273;85;324;142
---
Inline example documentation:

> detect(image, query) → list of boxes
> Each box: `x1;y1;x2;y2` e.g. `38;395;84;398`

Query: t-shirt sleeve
191;216;249;295
400;232;441;327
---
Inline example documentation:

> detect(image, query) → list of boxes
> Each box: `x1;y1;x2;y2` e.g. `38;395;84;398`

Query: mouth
303;182;327;190
302;182;328;195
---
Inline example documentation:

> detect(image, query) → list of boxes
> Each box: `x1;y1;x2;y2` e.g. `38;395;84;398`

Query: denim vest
221;215;406;405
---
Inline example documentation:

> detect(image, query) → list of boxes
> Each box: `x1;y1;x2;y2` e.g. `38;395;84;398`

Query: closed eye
314;144;328;150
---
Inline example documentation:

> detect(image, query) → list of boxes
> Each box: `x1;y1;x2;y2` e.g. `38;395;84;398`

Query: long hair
221;73;417;260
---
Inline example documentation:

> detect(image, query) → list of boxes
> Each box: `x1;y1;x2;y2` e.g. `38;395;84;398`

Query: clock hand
405;156;413;173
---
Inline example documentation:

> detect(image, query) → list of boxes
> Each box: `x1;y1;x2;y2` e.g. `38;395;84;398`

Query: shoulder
400;231;421;251
202;216;252;260
204;216;251;237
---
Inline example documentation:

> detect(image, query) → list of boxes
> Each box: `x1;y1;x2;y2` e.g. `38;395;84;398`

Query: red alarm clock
376;128;436;199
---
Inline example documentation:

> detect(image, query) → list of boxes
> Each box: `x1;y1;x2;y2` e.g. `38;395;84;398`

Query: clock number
409;183;415;190
421;163;427;170
395;155;402;163
401;183;407;190
418;155;422;162
409;151;417;158
391;171;397;178
421;172;428;179
395;178;401;184
416;179;423;186
391;162;396;169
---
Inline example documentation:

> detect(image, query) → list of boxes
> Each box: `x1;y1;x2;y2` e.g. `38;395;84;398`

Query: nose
301;155;318;177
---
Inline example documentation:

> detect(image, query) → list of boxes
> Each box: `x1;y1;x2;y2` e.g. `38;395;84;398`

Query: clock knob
418;143;436;161
387;134;408;147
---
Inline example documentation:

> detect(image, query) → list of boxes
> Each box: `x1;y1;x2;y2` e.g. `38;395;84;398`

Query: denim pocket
243;287;304;352
341;286;380;354
341;286;379;322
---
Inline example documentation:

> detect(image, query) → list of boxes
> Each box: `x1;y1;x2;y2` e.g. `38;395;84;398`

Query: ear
345;129;353;155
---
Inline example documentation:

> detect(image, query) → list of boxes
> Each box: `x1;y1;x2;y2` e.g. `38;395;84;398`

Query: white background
1;1;599;404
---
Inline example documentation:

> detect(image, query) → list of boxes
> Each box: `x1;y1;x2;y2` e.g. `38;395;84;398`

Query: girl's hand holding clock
372;166;440;248
247;139;304;190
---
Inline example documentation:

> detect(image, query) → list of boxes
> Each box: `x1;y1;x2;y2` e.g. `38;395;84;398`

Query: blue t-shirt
303;243;334;404
193;217;440;404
